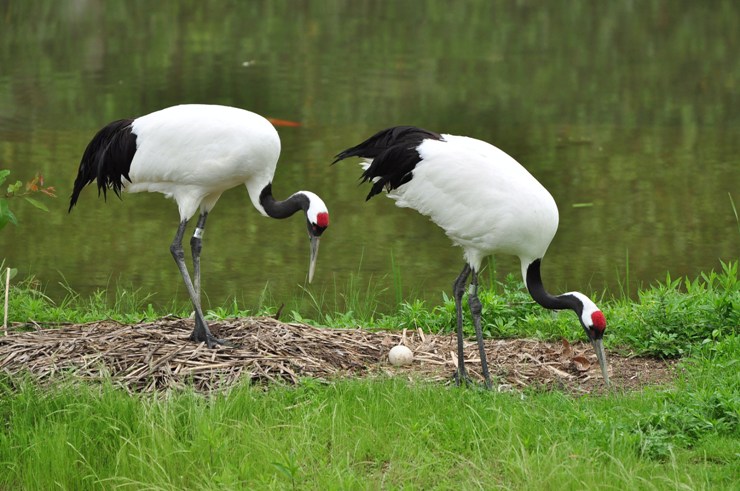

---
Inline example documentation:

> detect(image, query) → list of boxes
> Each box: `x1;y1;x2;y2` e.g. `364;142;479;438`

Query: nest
0;317;675;394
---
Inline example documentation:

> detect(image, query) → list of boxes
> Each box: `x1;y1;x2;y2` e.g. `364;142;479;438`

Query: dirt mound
0;317;675;393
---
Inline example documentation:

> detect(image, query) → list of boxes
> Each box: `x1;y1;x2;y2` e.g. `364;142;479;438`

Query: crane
69;104;329;348
334;126;609;387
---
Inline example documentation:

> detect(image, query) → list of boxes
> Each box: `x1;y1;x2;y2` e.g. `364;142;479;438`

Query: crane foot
189;317;237;348
452;369;493;390
452;368;474;387
189;331;236;348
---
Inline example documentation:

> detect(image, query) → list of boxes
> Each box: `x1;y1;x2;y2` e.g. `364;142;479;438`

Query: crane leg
189;212;208;307
170;220;230;348
452;263;472;386
468;270;492;389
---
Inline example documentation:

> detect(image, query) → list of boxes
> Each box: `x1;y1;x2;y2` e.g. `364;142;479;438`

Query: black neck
259;183;308;219
525;259;581;313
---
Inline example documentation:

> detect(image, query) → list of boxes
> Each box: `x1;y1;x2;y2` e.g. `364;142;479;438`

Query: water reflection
1;0;737;313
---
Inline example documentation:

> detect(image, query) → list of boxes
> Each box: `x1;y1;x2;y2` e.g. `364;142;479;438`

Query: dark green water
1;0;738;313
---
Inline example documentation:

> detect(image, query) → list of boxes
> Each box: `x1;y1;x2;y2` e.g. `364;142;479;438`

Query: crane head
587;311;609;386
257;185;329;283
573;295;610;385
305;201;329;284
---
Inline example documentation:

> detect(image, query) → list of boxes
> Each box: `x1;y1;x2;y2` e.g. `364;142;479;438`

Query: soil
0;317;677;394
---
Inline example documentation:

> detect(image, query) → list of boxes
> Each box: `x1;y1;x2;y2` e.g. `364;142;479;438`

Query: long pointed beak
308;236;320;283
591;338;610;385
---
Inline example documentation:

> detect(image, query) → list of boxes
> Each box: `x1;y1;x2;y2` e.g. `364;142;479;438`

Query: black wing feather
333;126;443;200
69;118;137;211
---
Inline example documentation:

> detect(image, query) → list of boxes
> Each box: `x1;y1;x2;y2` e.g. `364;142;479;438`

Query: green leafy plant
1;170;57;328
620;261;739;357
629;334;739;461
0;170;56;230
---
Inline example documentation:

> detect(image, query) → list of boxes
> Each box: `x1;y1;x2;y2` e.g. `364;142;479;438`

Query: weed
730;192;739;237
0;170;56;231
618;261;739;357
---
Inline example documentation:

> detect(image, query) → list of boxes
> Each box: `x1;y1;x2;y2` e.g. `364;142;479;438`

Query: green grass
0;335;737;489
0;261;738;489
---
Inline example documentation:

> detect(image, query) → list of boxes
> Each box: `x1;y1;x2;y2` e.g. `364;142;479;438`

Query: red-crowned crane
69;104;330;348
334;126;609;387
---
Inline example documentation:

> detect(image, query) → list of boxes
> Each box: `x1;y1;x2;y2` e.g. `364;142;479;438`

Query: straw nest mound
0;317;676;394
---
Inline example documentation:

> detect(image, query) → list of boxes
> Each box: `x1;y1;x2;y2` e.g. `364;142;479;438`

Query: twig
0;316;672;393
3;267;9;335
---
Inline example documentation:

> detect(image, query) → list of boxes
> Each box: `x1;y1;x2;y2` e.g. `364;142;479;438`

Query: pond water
1;0;738;314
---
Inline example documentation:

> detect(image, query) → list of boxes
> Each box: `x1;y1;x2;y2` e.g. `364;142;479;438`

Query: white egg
388;345;414;366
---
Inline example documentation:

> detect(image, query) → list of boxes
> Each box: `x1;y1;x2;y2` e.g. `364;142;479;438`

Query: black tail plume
333;126;443;200
69;119;137;212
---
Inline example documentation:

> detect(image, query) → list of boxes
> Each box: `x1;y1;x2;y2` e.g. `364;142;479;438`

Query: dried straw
0;317;673;394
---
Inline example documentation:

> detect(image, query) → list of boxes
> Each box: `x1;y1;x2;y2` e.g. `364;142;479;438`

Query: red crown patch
316;212;329;228
591;311;606;332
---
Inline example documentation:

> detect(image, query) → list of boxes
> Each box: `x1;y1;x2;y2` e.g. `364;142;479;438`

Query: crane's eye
309;222;327;237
